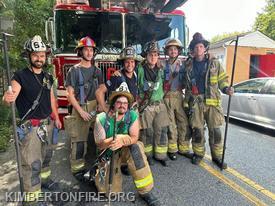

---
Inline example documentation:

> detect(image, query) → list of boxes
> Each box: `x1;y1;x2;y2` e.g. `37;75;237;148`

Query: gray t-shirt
65;65;103;101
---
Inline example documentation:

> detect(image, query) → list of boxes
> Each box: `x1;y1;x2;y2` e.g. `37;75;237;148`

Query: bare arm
67;85;92;121
95;84;109;113
94;116;112;150
50;88;62;129
109;118;139;151
2;80;21;104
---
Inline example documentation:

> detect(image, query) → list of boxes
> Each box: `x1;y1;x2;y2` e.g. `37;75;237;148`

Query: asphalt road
1;119;275;206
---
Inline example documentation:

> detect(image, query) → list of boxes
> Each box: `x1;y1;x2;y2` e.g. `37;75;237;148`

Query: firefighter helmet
164;38;183;55
118;46;138;61
24;35;48;53
188;32;209;51
141;41;160;57
75;36;98;57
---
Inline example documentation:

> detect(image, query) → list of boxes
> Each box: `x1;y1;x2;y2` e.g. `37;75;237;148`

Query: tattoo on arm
94;118;106;144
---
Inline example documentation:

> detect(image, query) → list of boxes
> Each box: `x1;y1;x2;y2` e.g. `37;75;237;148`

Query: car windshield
234;79;269;94
54;10;185;54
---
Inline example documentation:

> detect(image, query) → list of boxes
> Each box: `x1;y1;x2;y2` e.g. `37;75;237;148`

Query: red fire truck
45;0;189;122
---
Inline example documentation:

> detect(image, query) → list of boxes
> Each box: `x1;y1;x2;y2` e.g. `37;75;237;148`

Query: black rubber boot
212;158;228;169
168;152;177;161
41;179;60;191
178;152;193;159
121;165;130;176
140;191;161;206
73;170;88;182
147;156;154;166
154;157;168;167
191;155;203;165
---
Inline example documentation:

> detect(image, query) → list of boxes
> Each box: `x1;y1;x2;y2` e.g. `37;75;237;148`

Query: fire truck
45;0;189;123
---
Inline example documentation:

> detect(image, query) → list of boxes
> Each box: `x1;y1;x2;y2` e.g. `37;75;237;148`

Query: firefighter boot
212;158;228;169
178;151;194;159
191;155;203;165
168;152;177;161
41;179;60;191
147;156;155;166
140;191;161;206
154;157;168;167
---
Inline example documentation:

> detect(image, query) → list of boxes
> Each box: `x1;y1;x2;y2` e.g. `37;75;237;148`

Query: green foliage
253;0;275;40
211;31;246;43
0;102;12;152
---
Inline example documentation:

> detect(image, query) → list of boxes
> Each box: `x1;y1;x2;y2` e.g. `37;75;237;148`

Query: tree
253;0;275;40
211;31;246;43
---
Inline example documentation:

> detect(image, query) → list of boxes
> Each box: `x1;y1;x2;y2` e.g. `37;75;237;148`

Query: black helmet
188;32;209;52
141;41;160;57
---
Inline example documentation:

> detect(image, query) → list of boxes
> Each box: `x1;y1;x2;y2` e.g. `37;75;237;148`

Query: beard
31;60;45;69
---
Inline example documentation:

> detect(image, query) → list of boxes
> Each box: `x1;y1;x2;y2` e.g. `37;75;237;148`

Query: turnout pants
64;100;97;174
189;95;225;159
95;141;154;195
18;119;54;202
139;102;169;160
164;91;191;154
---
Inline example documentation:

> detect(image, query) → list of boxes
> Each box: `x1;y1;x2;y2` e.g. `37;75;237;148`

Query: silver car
221;77;275;130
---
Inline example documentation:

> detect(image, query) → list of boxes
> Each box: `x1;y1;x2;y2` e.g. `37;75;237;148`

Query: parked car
221;77;275;130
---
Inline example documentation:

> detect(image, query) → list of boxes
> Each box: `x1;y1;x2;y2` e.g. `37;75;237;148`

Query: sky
181;0;267;41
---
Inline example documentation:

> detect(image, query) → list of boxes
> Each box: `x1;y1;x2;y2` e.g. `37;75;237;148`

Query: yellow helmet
164;38;183;55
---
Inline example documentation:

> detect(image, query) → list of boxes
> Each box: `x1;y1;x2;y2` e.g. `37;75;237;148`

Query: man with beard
3;35;62;206
94;85;160;206
65;36;104;180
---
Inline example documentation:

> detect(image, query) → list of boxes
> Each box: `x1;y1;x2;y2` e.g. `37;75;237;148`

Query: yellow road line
204;154;275;201
200;161;267;206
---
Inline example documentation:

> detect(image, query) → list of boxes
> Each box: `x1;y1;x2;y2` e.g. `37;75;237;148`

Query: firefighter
96;46;139;175
96;46;139;113
183;32;234;169
162;38;192;161
64;36;104;180
137;41;169;166
3;35;62;206
93;84;161;206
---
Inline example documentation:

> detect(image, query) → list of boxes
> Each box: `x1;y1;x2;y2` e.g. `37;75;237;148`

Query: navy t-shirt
192;59;208;94
106;69;138;100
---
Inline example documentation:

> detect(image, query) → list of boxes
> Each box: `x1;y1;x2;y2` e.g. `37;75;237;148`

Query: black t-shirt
65;65;103;101
144;64;159;82
105;69;138;100
12;68;54;119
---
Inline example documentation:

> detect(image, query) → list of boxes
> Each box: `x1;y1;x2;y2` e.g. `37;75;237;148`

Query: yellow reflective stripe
144;145;153;153
71;162;85;173
134;173;153;189
168;144;177;150
220;81;229;89
41;170;51;180
24;189;42;202
218;72;227;81
179;145;189;153
155;146;168;154
210;76;218;84
193;146;204;156
206;99;221;106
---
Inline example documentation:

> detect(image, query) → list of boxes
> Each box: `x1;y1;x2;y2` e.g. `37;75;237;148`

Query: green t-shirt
98;110;138;138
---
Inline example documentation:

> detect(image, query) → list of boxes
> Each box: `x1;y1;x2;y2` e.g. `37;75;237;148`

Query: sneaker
41;179;60;191
212;158;228;169
140;191;161;206
121;165;130;176
191;155;203;165
168;152;177;161
178;152;193;159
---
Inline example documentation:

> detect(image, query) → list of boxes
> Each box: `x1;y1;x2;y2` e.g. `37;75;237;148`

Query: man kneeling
93;84;160;206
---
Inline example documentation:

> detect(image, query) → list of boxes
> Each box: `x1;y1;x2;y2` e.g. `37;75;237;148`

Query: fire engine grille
97;61;121;82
